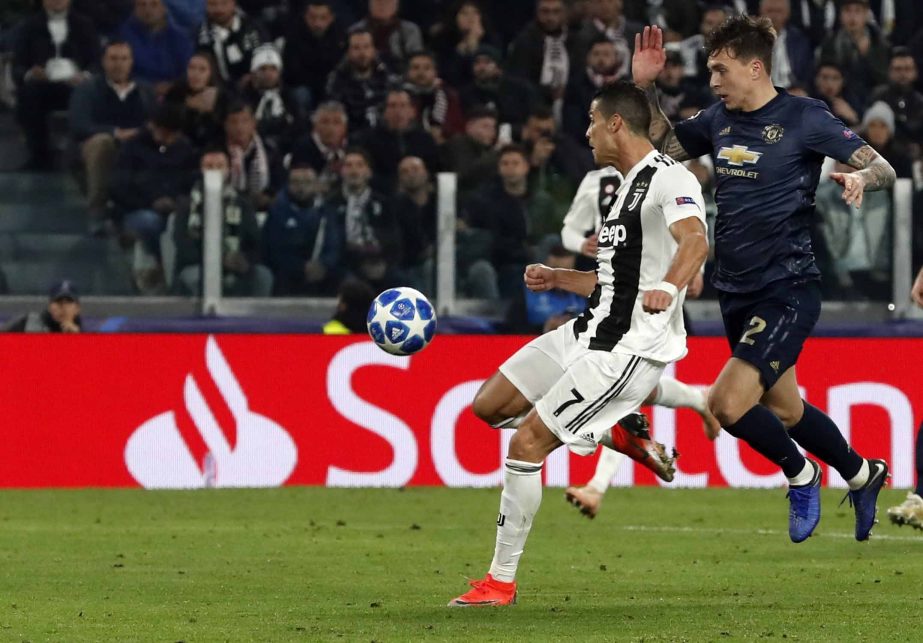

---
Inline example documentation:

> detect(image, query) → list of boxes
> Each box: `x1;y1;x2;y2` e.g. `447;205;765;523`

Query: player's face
586;100;615;164
707;49;755;111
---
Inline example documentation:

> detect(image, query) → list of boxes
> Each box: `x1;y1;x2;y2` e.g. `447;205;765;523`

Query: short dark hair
344;145;373;168
498;143;529;163
150;103;184;131
528;103;554;121
465;105;498;122
704;14;776;76
407;49;437;64
225;99;253;118
891;46;913;61
592;81;651;137
347;27;373;43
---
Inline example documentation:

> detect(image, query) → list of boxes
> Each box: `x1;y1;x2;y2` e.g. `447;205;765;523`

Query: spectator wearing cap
759;0;814;90
4;281;82;333
402;50;464;144
562;37;625;141
506;0;576;113
439;105;498;198
196;0;266;87
860;101;912;178
241;44;302;154
356;88;440;193
110;103;199;293
69;40;156;231
350;0;423;71
818;0;889;98
458;45;538;135
870;47;923;144
12;0;99;171
571;0;642;70
282;1;346;111
117;0;193;95
290;100;350;187
326;28;397;133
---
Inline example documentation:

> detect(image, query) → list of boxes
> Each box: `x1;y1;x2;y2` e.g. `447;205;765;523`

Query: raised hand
632;25;667;87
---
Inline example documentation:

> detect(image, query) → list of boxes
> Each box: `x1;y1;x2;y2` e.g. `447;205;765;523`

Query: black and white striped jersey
560;166;624;254
573;150;707;362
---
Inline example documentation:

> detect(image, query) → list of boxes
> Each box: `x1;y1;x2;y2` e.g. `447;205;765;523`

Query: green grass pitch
0;486;920;641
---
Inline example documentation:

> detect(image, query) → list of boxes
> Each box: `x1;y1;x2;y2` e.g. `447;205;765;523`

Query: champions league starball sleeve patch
675;196;697;205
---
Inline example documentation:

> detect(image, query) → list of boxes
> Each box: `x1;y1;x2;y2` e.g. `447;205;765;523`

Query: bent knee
707;391;750;427
508;416;557;462
763;401;803;428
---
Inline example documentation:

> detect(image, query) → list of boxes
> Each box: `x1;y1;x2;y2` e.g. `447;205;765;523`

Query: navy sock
724;405;806;478
915;422;923;497
787;402;863;481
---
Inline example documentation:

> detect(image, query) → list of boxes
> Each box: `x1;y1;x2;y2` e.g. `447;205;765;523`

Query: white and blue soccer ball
367;287;437;355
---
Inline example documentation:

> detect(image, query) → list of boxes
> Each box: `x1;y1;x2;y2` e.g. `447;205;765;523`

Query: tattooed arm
633;26;691;161
643;83;691;161
830;145;897;208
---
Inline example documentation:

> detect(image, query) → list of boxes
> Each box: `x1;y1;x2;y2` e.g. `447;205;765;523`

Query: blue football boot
787;459;821;543
842;459;889;541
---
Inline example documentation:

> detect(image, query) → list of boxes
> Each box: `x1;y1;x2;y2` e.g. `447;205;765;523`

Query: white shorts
499;320;664;456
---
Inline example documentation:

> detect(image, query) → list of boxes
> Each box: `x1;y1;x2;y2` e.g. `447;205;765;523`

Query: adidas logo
719;126;732;136
770;360;780;372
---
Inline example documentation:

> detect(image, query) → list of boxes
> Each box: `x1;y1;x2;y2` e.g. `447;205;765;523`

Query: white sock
490;414;526;430
787;460;815;486
847;459;870;490
488;459;543;583
587;447;625;494
652;377;706;413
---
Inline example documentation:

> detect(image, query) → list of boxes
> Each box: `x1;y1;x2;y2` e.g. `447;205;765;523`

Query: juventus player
448;81;709;607
561;167;721;519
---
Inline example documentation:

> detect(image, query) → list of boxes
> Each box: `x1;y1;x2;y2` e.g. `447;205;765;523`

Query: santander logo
125;336;297;488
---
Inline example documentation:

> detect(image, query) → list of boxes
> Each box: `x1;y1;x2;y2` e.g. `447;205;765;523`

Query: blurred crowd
0;0;921;307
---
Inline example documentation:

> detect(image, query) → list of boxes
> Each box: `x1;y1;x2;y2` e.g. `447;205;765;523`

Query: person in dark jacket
116;0;193;94
12;0;99;170
390;155;436;294
282;0;346;111
164;50;229;150
240;44;303;154
195;0;266;87
4;280;82;333
173;148;273;296
263;164;343;296
325;27;396;133
439;104;498;198
459;45;538;133
69;40;156;229
402;49;464;144
289;100;349;186
505;0;575;108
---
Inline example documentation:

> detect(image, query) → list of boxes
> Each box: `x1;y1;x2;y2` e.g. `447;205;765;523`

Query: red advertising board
0;334;919;489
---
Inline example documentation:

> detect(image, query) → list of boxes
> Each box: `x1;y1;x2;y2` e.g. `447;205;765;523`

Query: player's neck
612;139;655;176
740;83;779;113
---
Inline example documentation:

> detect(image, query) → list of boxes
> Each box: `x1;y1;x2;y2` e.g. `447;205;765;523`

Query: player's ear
750;59;763;80
607;113;622;133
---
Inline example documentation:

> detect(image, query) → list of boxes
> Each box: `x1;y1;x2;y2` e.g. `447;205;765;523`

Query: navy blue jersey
674;90;867;293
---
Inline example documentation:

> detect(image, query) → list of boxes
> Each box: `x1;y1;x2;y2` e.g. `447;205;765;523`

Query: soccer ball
367;287;437;355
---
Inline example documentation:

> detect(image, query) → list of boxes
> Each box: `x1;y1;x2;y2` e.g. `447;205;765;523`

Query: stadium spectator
439;105;498;197
519;104;594;211
223;100;283;213
289;100;349;187
402;50;464;144
860;101;913;179
571;0;642;71
12;0;98;171
505;0;575;112
506;243;584;334
811;62;862;127
173;148;273;296
196;0;266;87
357;88;440;192
391;156;436;294
322;278;376;334
4;280;82;333
164;50;228;150
459;45;538;134
350;0;423;71
110;103;198;294
69;40;155;231
325;28;396;132
429;0;501;87
263;164;343;296
818;0;889;98
654;48;714;124
562;37;624;143
870;47;923;144
675;3;728;85
459;144;558;298
240;44;302;153
327;147;404;290
117;0;193;94
282;0;346;112
759;0;814;90
622;0;701;40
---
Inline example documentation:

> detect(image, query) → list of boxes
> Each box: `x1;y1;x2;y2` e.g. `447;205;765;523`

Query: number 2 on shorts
740;316;767;346
553;388;585;417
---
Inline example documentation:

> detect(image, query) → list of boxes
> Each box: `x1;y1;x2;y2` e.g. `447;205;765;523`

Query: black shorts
718;279;821;390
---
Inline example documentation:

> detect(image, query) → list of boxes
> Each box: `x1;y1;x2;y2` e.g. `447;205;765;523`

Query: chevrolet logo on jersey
717;145;762;166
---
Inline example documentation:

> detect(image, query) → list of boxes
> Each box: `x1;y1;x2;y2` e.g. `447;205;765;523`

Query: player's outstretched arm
831;145;897;208
632;26;691;162
524;263;597;297
642;217;708;313
912;267;923;308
